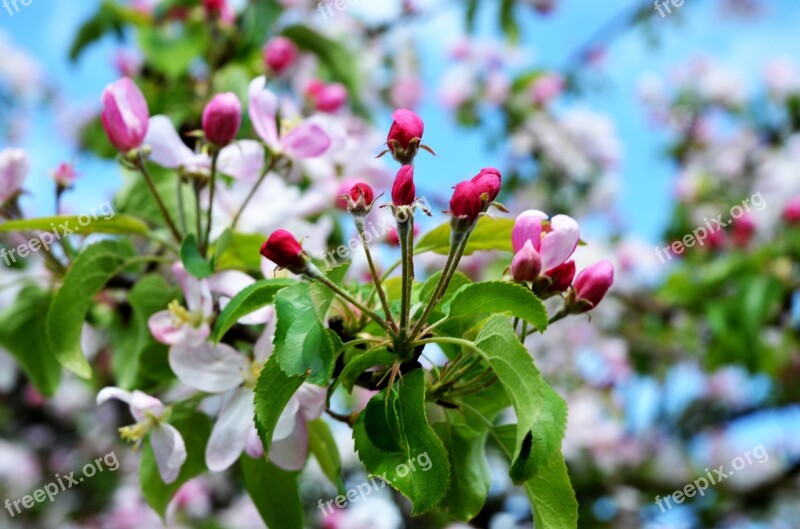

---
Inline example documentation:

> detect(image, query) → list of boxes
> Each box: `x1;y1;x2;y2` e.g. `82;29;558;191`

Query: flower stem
410;227;471;339
202;150;220;257
135;153;182;243
231;154;279;230
309;270;393;334
397;215;413;337
355;217;396;329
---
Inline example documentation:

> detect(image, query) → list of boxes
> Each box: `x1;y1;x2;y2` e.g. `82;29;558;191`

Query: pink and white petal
272;397;300;441
217;140;265;181
268;417;308;471
130;390;166;421
208;271;272;325
540;214;580;271
171;263;212;316
169;342;249;393
281;122;331;159
151;423;187;484
295;384;327;421
512;210;548;253
206;388;253;472
183;323;211;348
147;310;185;346
248;77;280;149
96;387;132;406
245;423;264;459
145;116;197;169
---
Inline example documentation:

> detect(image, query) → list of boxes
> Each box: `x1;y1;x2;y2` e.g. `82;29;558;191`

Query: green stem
194;181;203;244
397;216;413;336
356;217;395;329
136;153;182;243
231;155;278;230
310;272;393;335
176;176;188;234
202;150;220;257
410;227;471;338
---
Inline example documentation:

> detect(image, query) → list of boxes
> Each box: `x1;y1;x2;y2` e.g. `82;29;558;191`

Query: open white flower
97;388;187;484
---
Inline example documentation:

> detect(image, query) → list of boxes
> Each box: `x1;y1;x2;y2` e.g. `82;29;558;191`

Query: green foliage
180;234;215;279
241;456;304;529
432;420;491;521
0;214;150;237
140;411;212;519
212;278;296;342
448;281;548;332
416;217;515;256
307;418;345;493
253;356;305;455
0;287;61;396
472;316;566;484
138;22;209;80
47;240;136;379
494;425;578;529
353;370;451;515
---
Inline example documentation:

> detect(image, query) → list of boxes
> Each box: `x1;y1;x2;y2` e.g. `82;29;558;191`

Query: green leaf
212;227;233;269
213;278;296;342
180;234;214;279
307;419;345;493
214;232;264;273
473;316;566;483
363;386;405;452
138;22;208;79
448;281;548;332
47;240;135;379
339;347;395;392
112;275;180;389
274;265;347;384
140;411;212;519
415;217;514;256
494;425;578;529
432;420;491;522
254;356;306;455
418;271;473;307
242;456;304;529
500;0;520;43
353;370;450;515
0;214;150;236
0;287;61;396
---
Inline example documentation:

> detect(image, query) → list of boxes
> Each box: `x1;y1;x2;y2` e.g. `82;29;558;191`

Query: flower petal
208;271;272;325
281;122;331;159
151;423;187;484
217;140;265;181
295;384;327;421
248;76;280;149
96;386;132;406
512;210;548;253
245;423;265;459
272;397;300;441
206;388;253;472
540;214;580;271
147;310;184;346
145;115;198;169
169;342;249;393
130;390;166;422
268;415;308;471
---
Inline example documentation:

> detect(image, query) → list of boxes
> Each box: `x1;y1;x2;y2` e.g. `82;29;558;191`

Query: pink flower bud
314;83;348;113
450;181;483;224
51;162;78;188
512;240;542;282
392;165;416;206
544;260;575;293
387;109;424;164
202;93;242;146
530;73;564;106
470;167;502;203
260;229;307;272
783;197;800;224
264;37;298;74
101;77;150;153
573;260;614;312
0;148;29;203
731;214;756;248
349;183;374;205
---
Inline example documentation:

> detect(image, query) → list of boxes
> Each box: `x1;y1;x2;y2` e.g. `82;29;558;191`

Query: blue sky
2;0;800;244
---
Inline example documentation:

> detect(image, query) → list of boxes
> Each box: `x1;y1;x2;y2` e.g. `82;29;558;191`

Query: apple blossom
101;77;150;153
202;93;242;146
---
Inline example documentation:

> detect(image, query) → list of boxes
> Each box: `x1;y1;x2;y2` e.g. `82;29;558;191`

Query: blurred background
2;0;800;528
